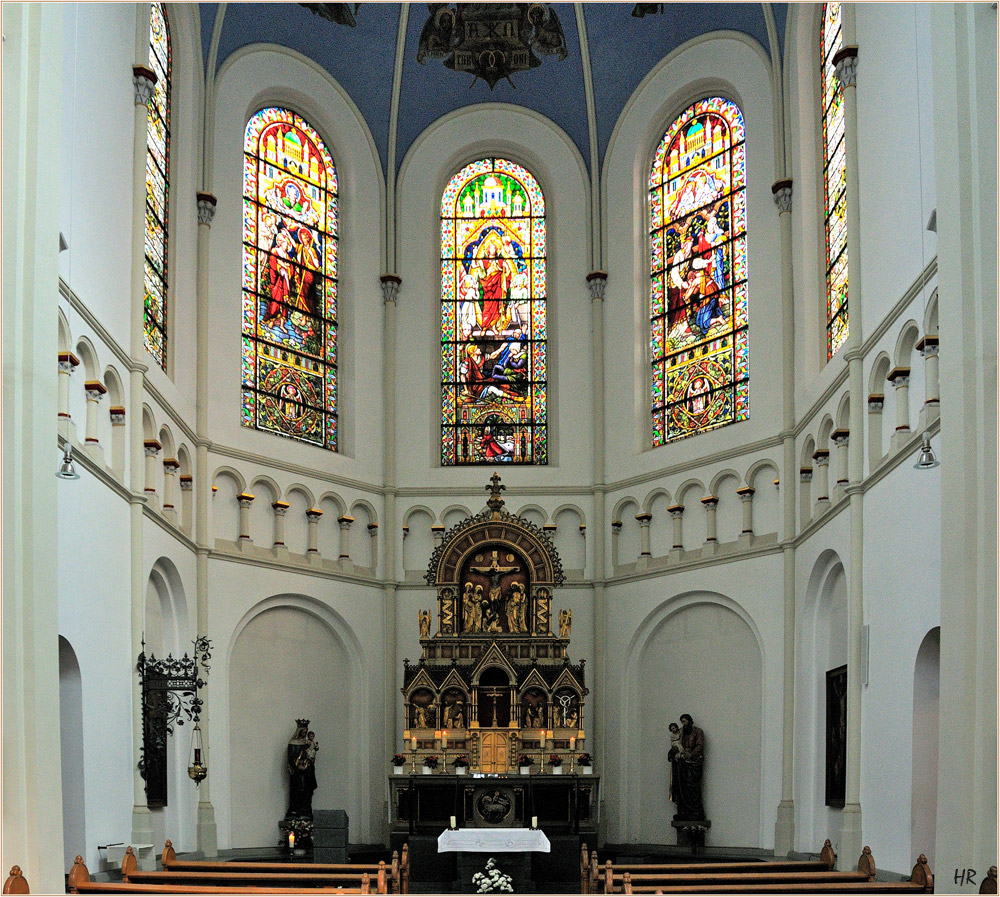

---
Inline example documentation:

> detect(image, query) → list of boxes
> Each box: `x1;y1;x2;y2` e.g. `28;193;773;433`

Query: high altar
390;475;598;840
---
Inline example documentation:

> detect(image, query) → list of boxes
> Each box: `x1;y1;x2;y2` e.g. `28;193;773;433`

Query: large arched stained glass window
143;1;171;369
649;96;748;445
441;159;546;465
241;107;338;450
822;2;848;358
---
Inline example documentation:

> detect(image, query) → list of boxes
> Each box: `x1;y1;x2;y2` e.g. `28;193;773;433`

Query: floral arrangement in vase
547;753;563;767
391;753;406;767
452;754;470;768
472;857;514;894
517;753;533;768
577;752;593;767
423;754;439;769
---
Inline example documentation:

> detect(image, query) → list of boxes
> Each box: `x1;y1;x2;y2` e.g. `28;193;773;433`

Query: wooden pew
2;867;28;895
161;839;406;894
613;850;935;895
68;854;369;894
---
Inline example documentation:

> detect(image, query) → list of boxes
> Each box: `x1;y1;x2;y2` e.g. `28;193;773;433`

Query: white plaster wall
57;477;134;872
395;103;593;484
207;563;384;848
603;554;785;848
602;34;782;479
207;46;385;478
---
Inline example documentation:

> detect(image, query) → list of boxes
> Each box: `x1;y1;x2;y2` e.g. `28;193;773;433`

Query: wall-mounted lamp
56;445;81;480
913;432;940;470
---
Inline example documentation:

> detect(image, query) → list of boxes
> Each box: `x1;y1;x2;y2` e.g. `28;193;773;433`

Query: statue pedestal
671;818;711;854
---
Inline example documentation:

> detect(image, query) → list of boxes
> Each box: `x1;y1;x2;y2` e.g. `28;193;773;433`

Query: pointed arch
650;96;748;444
822;1;848;358
144;1;171;369
242;106;339;450
440;158;547;464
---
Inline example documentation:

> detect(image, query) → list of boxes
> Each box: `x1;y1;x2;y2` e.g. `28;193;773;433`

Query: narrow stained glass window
441;159;546;465
242;107;338;450
143;1;170;369
823;1;848;358
649;96;749;446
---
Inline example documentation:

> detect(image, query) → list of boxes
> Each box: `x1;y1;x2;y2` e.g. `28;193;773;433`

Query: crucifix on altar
482;686;505;727
469;550;521;633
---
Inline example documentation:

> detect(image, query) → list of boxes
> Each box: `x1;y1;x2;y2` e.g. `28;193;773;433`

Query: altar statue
287;719;319;818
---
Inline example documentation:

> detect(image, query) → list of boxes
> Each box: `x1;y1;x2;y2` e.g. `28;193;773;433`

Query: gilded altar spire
486;471;506;518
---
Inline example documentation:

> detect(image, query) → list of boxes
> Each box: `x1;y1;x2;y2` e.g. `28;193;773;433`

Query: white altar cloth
437;828;550;853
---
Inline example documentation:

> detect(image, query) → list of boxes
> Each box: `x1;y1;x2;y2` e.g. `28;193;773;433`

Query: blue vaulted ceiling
197;3;786;177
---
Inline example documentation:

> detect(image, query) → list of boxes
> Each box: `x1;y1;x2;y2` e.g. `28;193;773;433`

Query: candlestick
442;729;448;749
570;736;575;750
450;816;457;830
411;736;417;750
531;816;538;829
288;832;295;849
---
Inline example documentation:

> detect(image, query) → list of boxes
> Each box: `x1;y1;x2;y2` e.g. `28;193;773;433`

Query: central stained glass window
649;96;748;445
242;107;338;450
440;159;547;465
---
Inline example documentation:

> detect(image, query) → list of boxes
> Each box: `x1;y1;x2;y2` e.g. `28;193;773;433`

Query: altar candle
442;730;448;748
450;816;457;829
531;816;538;829
570;736;576;750
288;833;295;849
411;736;417;750
540;729;546;742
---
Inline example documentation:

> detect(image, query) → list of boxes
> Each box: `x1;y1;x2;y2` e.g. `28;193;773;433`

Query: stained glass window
440;159;546;465
143;1;170;369
823;1;848;358
241;107;338;450
649;96;749;445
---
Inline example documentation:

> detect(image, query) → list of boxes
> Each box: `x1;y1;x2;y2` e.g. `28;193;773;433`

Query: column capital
132;64;158;106
867;393;885;412
110;406;127;424
143;439;162;456
337;514;355;529
197;193;218;225
736;486;755;501
634;512;652;524
380;273;402;304
831;428;850;446
887;367;911;387
305;507;324;520
700;495;719;509
84;380;108;400
771;179;793;213
812;450;830;467
367;522;379;534
179;475;193;491
667;504;685;518
916;335;939;357
58;351;81;373
833;46;859;87
799;467;813;482
162;457;180;471
237;492;256;506
586;270;608;301
272;500;290;514
610;520;622;533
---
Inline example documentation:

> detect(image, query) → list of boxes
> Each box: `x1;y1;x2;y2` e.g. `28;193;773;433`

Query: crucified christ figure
469;550;521;632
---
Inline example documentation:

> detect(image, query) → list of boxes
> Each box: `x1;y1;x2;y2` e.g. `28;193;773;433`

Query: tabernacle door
479;730;509;774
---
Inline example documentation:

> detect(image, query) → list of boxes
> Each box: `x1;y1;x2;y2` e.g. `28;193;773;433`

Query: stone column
701;496;719;552
306;508;323;555
772;177;797;856
668;505;684;559
194;192;218;854
368;522;379;571
916;336;940;429
867;393;885;466
110;406;126;479
431;524;445;546
610;520;622;568
812;451;830;506
143;439;161;502
179;474;193;534
57;351;80;435
635;513;652;560
237;493;255;543
834;30;865;866
161;457;179;523
83;380;107;447
799;467;813;527
338;515;355;564
888;367;911;450
832;430;850;500
736;487;754;547
272;501;290;549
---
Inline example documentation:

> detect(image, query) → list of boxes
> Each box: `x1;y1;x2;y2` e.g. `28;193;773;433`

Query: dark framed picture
825;665;847;808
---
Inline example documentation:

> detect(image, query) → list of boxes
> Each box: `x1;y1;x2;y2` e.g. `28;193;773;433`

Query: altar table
437;827;550;853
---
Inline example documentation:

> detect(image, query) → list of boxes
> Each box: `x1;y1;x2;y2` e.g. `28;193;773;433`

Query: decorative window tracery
649;96;748;445
241;107;338;450
823;1;849;358
440;159;547;465
143;1;171;369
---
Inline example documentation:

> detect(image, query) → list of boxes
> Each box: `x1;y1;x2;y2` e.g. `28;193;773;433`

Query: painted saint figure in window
441;159;547;464
143;1;171;369
823;2;849;358
649;97;749;445
242;107;338;450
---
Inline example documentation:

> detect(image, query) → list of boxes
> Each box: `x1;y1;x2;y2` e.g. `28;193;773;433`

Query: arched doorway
59;636;86;871
477;668;512;773
911;628;939;862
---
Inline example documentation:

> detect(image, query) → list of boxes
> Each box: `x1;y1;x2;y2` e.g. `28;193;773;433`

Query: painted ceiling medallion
417;3;568;90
